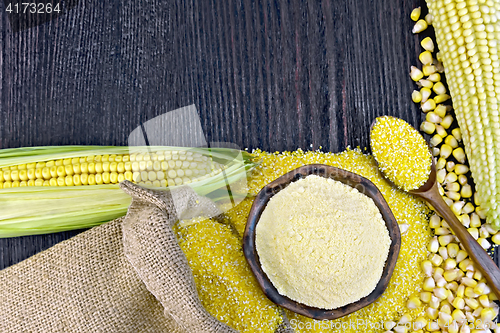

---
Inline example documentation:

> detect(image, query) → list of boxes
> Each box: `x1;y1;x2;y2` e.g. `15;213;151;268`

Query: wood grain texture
0;0;425;269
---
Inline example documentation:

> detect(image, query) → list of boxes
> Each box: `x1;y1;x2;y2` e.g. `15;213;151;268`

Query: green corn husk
0;146;257;237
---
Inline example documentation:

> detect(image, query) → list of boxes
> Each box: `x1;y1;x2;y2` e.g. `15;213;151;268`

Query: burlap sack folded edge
0;181;294;333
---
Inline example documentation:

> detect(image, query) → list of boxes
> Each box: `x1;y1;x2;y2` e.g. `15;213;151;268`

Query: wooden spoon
409;161;500;300
370;116;500;300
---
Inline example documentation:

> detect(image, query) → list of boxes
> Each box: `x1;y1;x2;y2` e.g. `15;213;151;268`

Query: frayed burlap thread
0;181;293;332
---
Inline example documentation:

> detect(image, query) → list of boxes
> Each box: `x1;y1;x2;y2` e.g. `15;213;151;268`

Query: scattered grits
173;149;432;332
255;174;391;310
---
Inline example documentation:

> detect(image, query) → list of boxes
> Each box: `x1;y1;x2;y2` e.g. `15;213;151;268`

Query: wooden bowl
243;164;401;320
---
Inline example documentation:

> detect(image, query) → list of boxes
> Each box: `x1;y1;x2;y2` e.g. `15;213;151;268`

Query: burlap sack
0;181;293;333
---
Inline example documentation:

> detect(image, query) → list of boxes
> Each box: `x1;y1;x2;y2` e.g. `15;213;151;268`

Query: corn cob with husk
0;146;256;237
422;0;500;230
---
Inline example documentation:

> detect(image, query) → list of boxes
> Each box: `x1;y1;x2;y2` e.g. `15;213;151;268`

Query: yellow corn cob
0;146;256;237
425;0;500;230
0;151;225;189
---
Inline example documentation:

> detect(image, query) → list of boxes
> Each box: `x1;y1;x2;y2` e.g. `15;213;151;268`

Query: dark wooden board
0;0;424;269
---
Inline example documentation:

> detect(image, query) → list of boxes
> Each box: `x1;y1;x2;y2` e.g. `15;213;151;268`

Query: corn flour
255;174;391;310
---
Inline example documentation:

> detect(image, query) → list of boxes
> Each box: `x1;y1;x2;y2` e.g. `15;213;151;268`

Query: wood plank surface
0;0;424;269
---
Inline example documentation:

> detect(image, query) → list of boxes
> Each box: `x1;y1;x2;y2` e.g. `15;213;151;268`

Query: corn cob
1;148;226;189
424;0;500;230
0;146;256;237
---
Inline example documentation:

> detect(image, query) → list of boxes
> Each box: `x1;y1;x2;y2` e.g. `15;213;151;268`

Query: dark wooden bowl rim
243;164;401;320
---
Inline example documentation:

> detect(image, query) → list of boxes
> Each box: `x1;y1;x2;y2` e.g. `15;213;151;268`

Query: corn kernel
73;174;82;186
420;51;434;66
398;313;412;325
470;213;481;228
434;158;445;171
422;99;437;112
465;298;479;309
420;121;435;134
410;66;424;81
478;295;490;308
440;144;453;158
444;269;460;282
421;36;434;51
412;90;422;103
117;174;125;183
428;237;439;253
445;172;458;184
440;114;454;129
476;207;487;220
435;124;447;138
446;181;459;191
443;258;457;270
492;232;500;245
423;277;436;291
428;72;441;82
65;175;74;186
124;171;133;182
424;13;433;25
422;65;437;76
430;134;443;146
407;296;421;309
452;296;466;309
434;94;451;103
451;128;462;141
63;164;73;176
480;307;496;322
458;174;467;185
411;7;421;21
419;88;431;104
80;174;88;185
433;81;447;95
438;235;454;246
446;192;460;205
468;227;479;239
452;147;466;164
426;307;438;320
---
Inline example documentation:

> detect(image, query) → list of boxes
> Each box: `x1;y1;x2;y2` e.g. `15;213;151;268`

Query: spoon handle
418;182;500;300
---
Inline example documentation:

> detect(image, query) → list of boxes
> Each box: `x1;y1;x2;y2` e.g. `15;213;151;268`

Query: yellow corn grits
175;148;432;333
371;116;432;191
173;217;284;333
